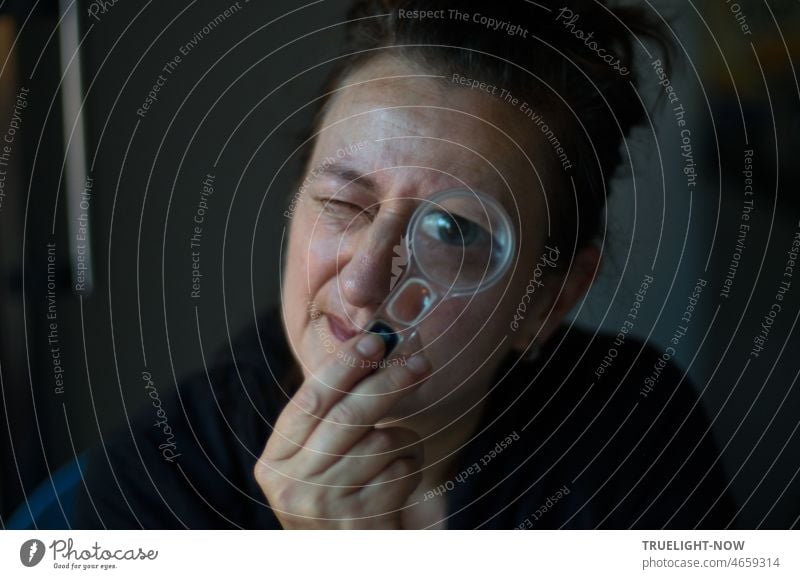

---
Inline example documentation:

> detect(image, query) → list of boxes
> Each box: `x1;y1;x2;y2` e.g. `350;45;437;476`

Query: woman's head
281;0;668;424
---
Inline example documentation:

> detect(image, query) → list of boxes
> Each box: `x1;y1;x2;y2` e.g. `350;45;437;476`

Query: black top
74;308;736;529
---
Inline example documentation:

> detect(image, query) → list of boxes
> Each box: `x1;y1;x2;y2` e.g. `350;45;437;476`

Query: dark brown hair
299;0;672;258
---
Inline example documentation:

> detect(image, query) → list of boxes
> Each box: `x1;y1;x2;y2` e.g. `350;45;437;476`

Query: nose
338;210;407;309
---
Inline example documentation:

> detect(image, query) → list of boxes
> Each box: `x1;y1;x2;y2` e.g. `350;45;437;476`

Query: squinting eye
419;211;484;246
319;198;362;215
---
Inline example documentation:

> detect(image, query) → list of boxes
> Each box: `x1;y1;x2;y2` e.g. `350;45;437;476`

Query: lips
326;313;360;342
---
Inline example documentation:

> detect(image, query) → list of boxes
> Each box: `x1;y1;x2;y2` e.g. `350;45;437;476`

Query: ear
512;244;602;351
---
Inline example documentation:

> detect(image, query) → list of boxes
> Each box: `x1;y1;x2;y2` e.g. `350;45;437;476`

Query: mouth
325;313;360;342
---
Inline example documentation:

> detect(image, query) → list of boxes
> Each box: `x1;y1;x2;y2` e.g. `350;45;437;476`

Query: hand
254;333;431;529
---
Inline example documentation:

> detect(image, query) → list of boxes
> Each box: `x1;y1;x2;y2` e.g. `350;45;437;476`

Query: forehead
309;56;543;209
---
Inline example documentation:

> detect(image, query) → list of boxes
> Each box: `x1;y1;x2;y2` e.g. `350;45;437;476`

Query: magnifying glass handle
365;277;428;360
365;273;434;359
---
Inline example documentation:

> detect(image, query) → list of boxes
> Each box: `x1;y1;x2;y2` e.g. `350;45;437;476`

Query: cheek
282;210;356;351
282;218;334;333
418;289;514;363
285;210;341;289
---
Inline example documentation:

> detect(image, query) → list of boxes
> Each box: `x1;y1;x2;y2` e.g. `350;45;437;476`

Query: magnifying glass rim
407;188;516;294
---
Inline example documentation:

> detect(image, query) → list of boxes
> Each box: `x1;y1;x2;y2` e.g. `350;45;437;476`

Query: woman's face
282;56;558;423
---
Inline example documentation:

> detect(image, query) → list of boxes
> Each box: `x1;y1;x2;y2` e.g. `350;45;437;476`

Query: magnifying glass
366;188;516;358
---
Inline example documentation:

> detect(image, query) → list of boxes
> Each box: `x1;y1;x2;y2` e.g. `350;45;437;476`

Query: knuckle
367;428;395;454
293;387;320;416
272;482;320;518
253;462;267;486
270;482;295;509
385;364;413;392
253;456;278;486
329;401;364;426
389;456;418;479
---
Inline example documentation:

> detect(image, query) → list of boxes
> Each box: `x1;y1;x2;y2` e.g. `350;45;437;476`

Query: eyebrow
314;160;514;211
316;162;379;193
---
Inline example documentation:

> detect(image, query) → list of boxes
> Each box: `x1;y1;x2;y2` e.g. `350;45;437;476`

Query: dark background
1;0;799;528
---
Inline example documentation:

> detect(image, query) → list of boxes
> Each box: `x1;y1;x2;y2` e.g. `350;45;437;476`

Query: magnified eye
419;210;487;246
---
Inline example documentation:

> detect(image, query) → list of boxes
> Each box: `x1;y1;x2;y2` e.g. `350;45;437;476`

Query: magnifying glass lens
412;193;512;293
366;189;515;356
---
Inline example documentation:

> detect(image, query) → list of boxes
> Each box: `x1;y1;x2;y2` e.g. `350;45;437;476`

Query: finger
264;331;386;460
303;352;431;458
322;427;423;487
356;456;424;511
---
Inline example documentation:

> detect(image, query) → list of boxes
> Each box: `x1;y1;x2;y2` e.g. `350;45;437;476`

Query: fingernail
356;333;384;357
407;353;431;375
367;321;399;355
